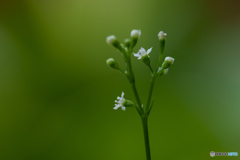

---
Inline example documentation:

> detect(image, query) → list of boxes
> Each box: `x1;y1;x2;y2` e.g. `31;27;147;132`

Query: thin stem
157;39;165;68
126;55;143;113
142;117;151;160
147;64;153;73
119;69;125;75
145;75;156;114
126;49;152;160
131;82;142;107
157;53;163;69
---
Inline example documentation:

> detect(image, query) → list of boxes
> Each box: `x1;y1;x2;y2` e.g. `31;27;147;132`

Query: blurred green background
0;0;240;159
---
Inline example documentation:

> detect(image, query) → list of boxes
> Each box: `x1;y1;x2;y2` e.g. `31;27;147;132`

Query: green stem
145;75;156;114
157;53;163;69
147;64;153;73
126;50;151;160
142;117;151;160
131;82;142;107
157;39;165;68
126;55;143;113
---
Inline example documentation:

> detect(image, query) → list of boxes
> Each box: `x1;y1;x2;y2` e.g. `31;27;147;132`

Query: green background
0;0;239;159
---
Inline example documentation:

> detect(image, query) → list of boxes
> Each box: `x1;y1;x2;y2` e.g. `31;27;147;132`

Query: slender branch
157;53;164;69
126;55;143;114
147;64;153;73
130;82;142;107
145;75;156;114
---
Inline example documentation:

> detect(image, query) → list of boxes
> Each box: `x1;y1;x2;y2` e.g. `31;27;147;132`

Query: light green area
0;0;240;159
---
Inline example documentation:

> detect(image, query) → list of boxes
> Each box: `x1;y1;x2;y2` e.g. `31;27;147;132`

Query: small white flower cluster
110;30;173;111
114;92;126;111
133;31;167;60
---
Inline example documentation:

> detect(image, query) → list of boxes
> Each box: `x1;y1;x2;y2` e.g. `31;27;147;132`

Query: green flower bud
142;55;150;66
106;35;117;45
130;29;141;48
157;67;169;76
124;38;131;48
158;31;167;54
162;57;174;69
123;99;134;107
106;58;119;70
106;35;124;52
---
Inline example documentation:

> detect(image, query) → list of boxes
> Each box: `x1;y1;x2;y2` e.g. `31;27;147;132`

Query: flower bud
162;57;174;69
130;29;141;48
106;35;117;45
131;29;141;39
158;31;167;55
164;68;169;75
158;31;167;40
124;38;131;48
106;35;123;52
142;55;150;66
157;67;169;76
106;58;119;70
123;99;134;107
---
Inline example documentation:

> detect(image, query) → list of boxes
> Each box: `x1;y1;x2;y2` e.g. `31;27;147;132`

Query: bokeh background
0;0;240;160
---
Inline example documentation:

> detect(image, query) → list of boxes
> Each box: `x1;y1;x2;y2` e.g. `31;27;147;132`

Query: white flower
114;92;126;111
106;35;117;45
158;31;167;40
131;29;141;39
133;47;152;59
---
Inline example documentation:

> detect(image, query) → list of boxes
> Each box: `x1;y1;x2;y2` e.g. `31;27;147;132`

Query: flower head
133;47;152;59
158;31;167;40
114;92;126;111
131;29;141;39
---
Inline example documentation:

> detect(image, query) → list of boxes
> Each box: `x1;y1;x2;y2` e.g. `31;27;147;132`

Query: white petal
139;47;146;54
133;53;141;58
113;105;120;110
121;92;124;98
121;106;126;111
147;47;152;54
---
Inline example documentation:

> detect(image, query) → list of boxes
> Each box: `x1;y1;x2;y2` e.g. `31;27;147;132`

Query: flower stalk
142;117;151;160
106;30;174;160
